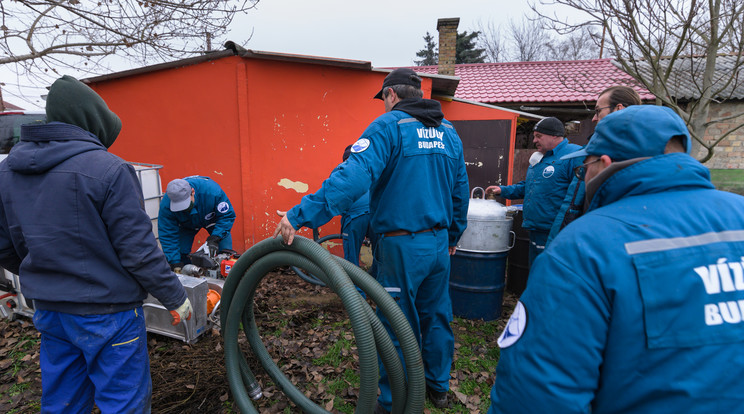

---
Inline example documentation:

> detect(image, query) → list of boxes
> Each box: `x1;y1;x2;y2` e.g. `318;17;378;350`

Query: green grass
312;335;354;366
710;168;744;195
6;334;40;376
320;368;359;413
1;333;41;411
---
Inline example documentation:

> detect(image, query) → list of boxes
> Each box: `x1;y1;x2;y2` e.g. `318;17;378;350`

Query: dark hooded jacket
0;75;186;314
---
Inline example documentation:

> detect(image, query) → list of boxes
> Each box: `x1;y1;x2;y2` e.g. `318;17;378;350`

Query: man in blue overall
488;105;744;413
486;117;581;265
159;176;236;271
274;68;469;412
0;75;190;413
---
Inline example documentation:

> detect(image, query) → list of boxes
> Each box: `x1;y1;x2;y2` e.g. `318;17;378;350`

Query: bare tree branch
530;0;744;163
1;0;259;79
475;19;506;63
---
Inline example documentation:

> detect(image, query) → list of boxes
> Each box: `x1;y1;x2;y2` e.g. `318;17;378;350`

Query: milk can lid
468;198;507;220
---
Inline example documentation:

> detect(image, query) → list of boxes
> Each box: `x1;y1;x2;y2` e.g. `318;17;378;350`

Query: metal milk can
456;187;515;253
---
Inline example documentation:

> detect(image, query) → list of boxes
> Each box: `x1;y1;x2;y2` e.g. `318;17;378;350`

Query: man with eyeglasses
545;86;642;247
486;117;581;265
488;105;744;413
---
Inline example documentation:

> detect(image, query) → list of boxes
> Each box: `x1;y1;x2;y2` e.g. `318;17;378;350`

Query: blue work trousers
375;228;454;411
528;230;549;267
33;308;152;414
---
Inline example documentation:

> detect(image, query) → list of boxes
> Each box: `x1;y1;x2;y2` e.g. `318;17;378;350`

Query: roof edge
83;41;374;84
83;50;236;84
452;97;544;120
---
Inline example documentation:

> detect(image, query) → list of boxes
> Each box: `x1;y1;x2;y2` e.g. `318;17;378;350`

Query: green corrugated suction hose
221;236;425;414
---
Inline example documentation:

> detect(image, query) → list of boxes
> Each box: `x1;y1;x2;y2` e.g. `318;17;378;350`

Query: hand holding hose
170;298;192;325
273;210;297;245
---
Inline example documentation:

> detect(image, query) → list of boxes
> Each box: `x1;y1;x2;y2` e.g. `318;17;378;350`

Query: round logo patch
217;201;230;213
497;301;527;348
542;165;555;178
351;138;370;153
204;212;215;221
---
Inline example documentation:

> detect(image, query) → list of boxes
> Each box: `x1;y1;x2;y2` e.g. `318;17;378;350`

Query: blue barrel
449;250;507;321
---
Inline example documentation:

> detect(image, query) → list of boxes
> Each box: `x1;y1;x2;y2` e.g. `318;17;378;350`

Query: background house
413;53;743;170
413;58;656;185
413;58;654;143
626;54;744;169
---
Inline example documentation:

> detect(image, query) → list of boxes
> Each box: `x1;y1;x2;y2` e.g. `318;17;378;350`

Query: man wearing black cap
488;105;744;413
0;75;190;412
275;68;469;412
486;117;581;265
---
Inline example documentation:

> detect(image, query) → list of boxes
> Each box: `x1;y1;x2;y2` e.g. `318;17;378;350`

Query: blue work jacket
158;176;235;264
500;139;582;231
287;99;469;247
490;153;744;413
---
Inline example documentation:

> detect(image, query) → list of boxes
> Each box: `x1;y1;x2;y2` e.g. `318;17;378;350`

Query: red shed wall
90;56;249;251
90;57;516;253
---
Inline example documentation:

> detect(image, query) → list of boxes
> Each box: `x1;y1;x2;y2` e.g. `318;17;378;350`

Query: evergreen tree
415;31;438;66
456;31;486;63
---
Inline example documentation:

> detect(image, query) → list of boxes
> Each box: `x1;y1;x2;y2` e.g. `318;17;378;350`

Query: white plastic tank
130;162;164;245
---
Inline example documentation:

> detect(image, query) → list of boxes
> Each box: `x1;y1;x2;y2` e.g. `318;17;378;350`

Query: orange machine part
206;289;221;315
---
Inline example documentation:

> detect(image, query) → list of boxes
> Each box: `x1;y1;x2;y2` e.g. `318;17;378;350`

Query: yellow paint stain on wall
278;178;309;193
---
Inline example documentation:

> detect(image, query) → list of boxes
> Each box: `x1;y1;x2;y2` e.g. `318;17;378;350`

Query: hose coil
221;236;425;414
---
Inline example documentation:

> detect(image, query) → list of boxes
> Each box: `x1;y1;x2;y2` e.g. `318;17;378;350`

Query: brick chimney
437;18;459;76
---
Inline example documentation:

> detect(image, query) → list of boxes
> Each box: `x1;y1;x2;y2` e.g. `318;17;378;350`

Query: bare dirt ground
0;269;516;413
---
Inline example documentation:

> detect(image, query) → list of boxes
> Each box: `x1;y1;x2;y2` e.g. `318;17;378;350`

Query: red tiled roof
2;101;23;111
410;59;655;104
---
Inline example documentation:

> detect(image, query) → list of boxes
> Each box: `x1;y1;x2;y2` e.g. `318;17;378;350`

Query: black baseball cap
373;68;422;100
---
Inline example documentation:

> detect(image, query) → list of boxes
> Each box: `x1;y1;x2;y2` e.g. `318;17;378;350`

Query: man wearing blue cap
488;105;744;413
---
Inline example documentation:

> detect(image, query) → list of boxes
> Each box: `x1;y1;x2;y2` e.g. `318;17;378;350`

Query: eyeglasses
594;105;613;116
573;158;601;180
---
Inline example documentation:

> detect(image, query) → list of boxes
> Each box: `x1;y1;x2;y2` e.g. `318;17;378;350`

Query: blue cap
561;105;691;161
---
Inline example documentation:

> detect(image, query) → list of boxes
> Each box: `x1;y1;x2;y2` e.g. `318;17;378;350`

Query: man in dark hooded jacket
274;68;470;412
0;75;191;413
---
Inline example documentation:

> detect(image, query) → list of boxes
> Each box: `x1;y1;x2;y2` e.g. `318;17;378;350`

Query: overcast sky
236;0;535;67
2;0;560;110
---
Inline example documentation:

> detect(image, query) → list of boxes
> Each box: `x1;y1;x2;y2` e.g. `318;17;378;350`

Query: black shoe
374;402;390;414
426;385;449;409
